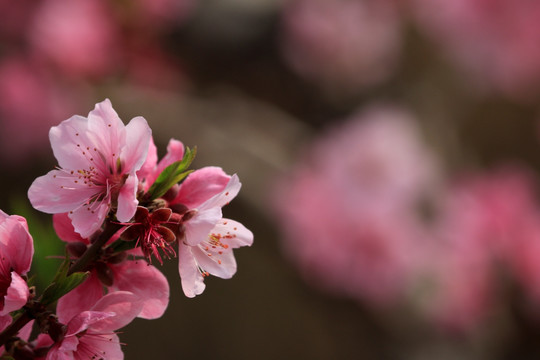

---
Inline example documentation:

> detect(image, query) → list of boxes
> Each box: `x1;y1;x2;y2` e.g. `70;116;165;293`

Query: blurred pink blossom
273;106;439;305
0;57;81;164
281;0;402;93
29;0;120;77
418;168;540;331
411;0;540;99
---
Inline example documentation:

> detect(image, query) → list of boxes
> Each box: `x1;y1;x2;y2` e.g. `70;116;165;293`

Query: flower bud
170;203;189;215
162;184;179;202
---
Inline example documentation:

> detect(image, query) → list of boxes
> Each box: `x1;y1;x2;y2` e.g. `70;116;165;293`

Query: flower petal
110;261;169;320
2;272;30;314
90;291;142;332
80;333;123;360
192;245;237;279
0;213;34;274
57;274;104;324
120;115;152;173
28;170;98;214
178;243;205;298
137;136;158;188
49;115;90;170
87;99;126;158
116;174;139;222
212;219;254;248
184;207;222;246
69;197;109;238
53;213;87;243
174;167;230;209
199;174;241;210
66;311;115;337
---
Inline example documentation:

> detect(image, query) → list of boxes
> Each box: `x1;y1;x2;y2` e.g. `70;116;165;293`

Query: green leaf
146;146;197;200
40;254;90;306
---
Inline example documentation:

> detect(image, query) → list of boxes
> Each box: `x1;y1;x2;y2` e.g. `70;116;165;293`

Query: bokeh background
2;0;540;358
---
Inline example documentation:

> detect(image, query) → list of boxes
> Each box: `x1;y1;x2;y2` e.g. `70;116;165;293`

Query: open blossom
273;106;439;305
28;99;152;238
136;139;253;297
47;291;143;360
172;172;254;297
0;210;34;324
52;213;169;321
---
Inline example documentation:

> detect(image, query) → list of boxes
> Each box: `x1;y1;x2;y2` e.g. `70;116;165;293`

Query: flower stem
67;220;122;276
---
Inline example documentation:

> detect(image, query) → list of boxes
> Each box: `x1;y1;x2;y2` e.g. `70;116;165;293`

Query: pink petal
184;207;222;246
116;174;139;222
137;136;158;187
156;138;185;176
110;261;169;320
212;219;254;248
53;213;87;243
28;169;99;214
90;291;142;332
2;272;30;314
87;99;126;158
178;243;206;298
69;197;109;238
174;167;230;209
18;319;34;341
199;174;241;210
120;115;152;173
66;311;115;337
47;337;79;360
57;274;104;324
0;214;34;274
79;333;123;360
48;115;91;170
35;333;55;349
192;245;237;279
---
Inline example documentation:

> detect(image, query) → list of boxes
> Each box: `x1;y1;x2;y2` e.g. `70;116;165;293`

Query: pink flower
0;57;82;165
177;217;254;298
28;0;120;77
418;168;540;331
281;0;402;93
53;213;169;320
410;0;540;99
28;99;152;238
0;210;34;321
137;139;252;297
272;106;438;305
171;170;253;297
47;291;143;360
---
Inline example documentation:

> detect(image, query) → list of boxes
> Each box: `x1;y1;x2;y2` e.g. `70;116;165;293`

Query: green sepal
145;146;197;200
39;254;89;306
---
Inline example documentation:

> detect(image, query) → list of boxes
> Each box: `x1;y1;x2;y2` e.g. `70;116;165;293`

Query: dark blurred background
3;0;540;358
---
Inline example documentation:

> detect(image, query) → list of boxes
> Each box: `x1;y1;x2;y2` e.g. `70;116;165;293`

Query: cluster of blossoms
273;105;540;332
0;99;253;359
